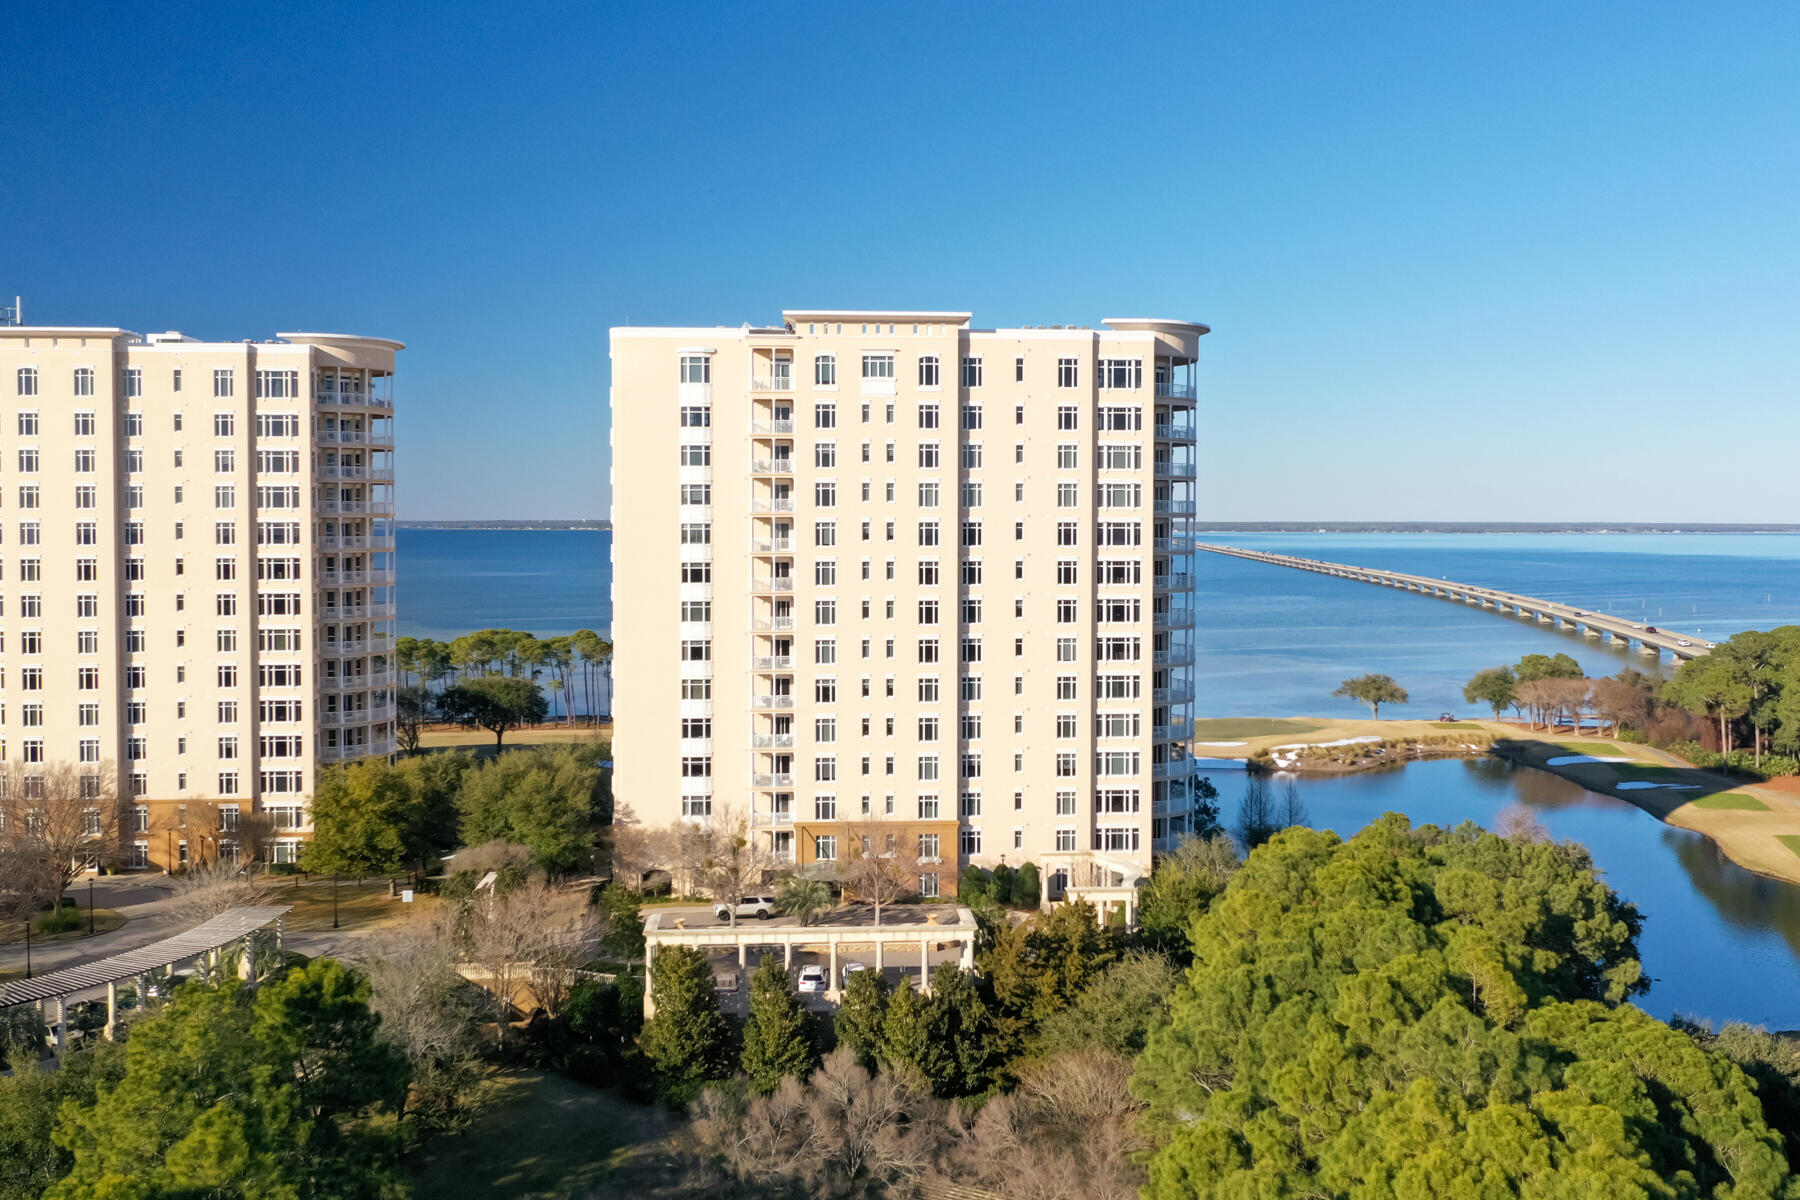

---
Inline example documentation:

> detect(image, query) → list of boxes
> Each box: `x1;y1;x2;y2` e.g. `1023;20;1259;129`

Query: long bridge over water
1196;544;1712;662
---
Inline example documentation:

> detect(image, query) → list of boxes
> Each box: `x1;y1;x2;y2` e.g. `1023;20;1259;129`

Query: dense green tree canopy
740;958;817;1093
1132;815;1799;1199
1332;673;1409;718
1137;833;1239;961
1463;665;1518;718
456;744;609;873
303;758;419;878
642;945;735;1106
48;959;409;1200
436;675;549;746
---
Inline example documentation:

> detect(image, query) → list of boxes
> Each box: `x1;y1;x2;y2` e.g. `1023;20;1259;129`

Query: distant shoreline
1196;523;1800;535
398;521;610;531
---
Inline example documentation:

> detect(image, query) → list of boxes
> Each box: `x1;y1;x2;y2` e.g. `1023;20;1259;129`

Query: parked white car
841;961;869;988
714;896;777;921
797;965;829;993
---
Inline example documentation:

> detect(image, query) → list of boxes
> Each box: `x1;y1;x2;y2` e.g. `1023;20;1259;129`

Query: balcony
1153;500;1197;516
319;465;395;482
751;498;796;514
749;375;795;394
316;390;394;409
752;538;794;553
1153;760;1198;781
320;709;386;727
751;810;796;827
1153;573;1195;592
318;429;367;445
752;577;795;593
1153;537;1195;554
750;458;795;475
321;739;395;763
751;656;794;671
321;640;371;657
318;533;396;551
1154;462;1198;480
320;500;370;514
316;669;393;692
318;569;395;586
752;695;796;710
1154;422;1198;442
751;734;796;749
1153;648;1195;667
1153;610;1196;630
751;773;796;788
752;616;796;631
322;602;397;622
752;420;796;435
1155;381;1197;401
1152;724;1188;742
1153;684;1195;705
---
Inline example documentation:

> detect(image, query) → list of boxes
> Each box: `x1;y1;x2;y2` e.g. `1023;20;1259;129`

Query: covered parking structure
0;905;291;1053
642;906;977;1017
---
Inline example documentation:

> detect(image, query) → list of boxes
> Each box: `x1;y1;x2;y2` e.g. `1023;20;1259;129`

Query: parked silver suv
715;895;777;921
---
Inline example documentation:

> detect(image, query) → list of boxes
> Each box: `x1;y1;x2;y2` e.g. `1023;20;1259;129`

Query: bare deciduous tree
1593;676;1653;738
165;860;261;928
0;760;124;904
684;1046;950;1199
1494;803;1550;843
607;804;667;892
356;919;487;1126
674;805;776;926
836;821;920;927
940;1047;1146;1200
457;878;602;1040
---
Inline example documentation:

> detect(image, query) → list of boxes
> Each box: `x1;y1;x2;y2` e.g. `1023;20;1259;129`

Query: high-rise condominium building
611;311;1204;901
0;325;400;872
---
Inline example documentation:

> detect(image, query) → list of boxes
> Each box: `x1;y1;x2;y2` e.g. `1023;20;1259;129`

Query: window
918;356;940;387
1098;358;1143;389
815;559;837;586
679;405;710;427
918;833;941;861
917;521;939;546
679;355;710;384
1098;406;1142;431
960;356;983;387
257;412;301;437
214;449;234;472
17;411;36;435
17;449;37;473
256;450;300;473
918;715;939;742
1098;559;1142;585
1057;483;1079;508
814;355;837;386
1056;598;1079;623
73;368;95;397
815;834;838;862
1099;483;1141;509
1057;521;1078;546
15;367;36;396
815;442;836;468
680;639;711;662
918;404;940;430
678;443;710;466
861;354;894;380
679;483;711;505
1057;443;1079;470
213;368;235;397
1056;828;1078;852
917;482;940;507
679;522;710;545
1097;674;1141;699
1057;357;1080;388
1057;405;1079;430
18;485;38;509
815;402;837;428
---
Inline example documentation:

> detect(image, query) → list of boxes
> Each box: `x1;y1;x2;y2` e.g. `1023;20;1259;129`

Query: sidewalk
0;875;181;977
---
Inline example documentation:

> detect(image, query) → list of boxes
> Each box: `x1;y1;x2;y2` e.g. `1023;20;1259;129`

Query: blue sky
5;1;1797;521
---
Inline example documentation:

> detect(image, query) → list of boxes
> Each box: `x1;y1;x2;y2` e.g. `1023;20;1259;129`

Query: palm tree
774;874;833;926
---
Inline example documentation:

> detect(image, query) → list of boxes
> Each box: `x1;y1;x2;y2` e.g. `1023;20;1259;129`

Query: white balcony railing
749;375;795;393
1154;462;1198;480
1153;537;1196;554
752;420;796;435
751;773;795;788
751;734;796;749
1153;649;1195;667
752;616;796;631
751;656;794;671
1153;685;1195;705
1153;573;1195;591
316;390;394;409
1155;381;1197;401
1154;423;1198;442
752;695;796;710
752;538;794;553
1153;500;1197;516
753;577;795;592
1153;610;1196;629
321;640;371;657
751;498;796;513
750;458;795;474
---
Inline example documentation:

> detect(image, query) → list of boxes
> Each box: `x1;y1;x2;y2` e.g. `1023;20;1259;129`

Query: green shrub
35;909;81;935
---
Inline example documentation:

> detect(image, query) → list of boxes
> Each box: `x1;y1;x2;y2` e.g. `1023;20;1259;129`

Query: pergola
0;905;291;1051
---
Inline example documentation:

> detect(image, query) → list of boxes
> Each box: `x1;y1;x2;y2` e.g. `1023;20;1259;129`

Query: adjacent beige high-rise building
610;311;1205;902
0;324;400;871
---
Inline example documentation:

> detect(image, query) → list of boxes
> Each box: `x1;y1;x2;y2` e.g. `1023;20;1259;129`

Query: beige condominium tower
0;323;400;872
611;311;1204;903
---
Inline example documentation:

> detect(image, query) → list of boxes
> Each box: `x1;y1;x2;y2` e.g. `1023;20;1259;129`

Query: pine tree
833;967;890;1068
925;963;1002;1097
740;958;816;1093
881;981;946;1088
641;946;734;1105
1012;862;1041;907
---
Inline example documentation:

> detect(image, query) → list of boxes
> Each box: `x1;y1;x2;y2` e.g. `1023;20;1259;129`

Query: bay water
399;528;1800;1024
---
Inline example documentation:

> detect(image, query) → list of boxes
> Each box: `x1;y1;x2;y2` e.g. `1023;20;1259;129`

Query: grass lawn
408;1069;680;1198
1690;792;1770;811
419;725;610;753
1193;718;1325;740
250;879;429;932
1778;836;1800;861
0;909;127;946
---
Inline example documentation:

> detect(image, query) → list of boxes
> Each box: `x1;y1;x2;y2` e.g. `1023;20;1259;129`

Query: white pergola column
960;936;974;970
51;997;66;1055
874;940;884;972
104;981;118;1041
737;939;747;968
828;938;839;984
920;935;931;993
783;936;793;969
